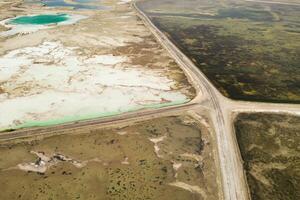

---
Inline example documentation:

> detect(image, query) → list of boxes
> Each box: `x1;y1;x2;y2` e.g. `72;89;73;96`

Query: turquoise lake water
9;14;69;25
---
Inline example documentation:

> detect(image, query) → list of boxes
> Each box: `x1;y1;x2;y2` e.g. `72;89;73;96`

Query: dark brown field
234;113;300;200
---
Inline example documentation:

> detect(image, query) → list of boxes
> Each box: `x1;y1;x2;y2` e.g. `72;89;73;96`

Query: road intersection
132;2;300;200
0;1;299;200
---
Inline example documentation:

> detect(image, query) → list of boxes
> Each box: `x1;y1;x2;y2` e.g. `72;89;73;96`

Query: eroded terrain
0;115;222;200
234;113;300;200
0;0;195;130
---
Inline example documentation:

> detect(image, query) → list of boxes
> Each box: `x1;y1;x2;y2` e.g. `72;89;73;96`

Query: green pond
9;14;69;25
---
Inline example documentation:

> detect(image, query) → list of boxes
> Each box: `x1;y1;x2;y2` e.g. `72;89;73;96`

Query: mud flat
0;115;222;200
234;113;300;200
0;0;195;130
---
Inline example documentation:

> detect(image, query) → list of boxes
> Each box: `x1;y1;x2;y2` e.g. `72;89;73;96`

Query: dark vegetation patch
139;0;300;103
234;113;300;200
217;7;275;21
151;17;300;102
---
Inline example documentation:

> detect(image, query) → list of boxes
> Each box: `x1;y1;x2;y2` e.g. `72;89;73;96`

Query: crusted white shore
0;0;195;130
0;41;188;129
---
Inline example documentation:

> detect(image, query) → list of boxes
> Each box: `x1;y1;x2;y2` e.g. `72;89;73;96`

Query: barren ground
0;0;195;130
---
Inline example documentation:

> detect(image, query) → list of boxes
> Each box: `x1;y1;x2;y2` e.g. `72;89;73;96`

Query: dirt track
132;2;300;200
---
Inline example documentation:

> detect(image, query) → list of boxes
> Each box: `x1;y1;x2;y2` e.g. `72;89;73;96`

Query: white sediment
0;41;188;130
172;161;182;178
169;181;207;199
121;157;130;165
17;151;102;173
149;136;167;158
18;162;48;173
118;0;132;5
18;151;52;173
172;162;182;171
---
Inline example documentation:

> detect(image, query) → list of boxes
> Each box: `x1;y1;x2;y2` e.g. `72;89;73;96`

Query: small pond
9;14;69;25
0;13;86;37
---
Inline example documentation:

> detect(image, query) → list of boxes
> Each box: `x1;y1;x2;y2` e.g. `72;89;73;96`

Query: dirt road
1;1;299;200
132;2;300;200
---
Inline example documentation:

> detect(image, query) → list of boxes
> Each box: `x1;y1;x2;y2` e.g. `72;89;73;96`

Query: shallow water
25;0;109;10
9;14;69;25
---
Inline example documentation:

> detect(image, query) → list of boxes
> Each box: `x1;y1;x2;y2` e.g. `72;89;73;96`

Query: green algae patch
9;14;69;25
1;100;189;131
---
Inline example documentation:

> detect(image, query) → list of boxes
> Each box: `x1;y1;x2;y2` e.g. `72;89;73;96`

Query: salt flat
0;0;195;130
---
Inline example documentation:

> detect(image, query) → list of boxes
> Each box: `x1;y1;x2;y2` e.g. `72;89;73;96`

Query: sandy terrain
0;0;195;130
